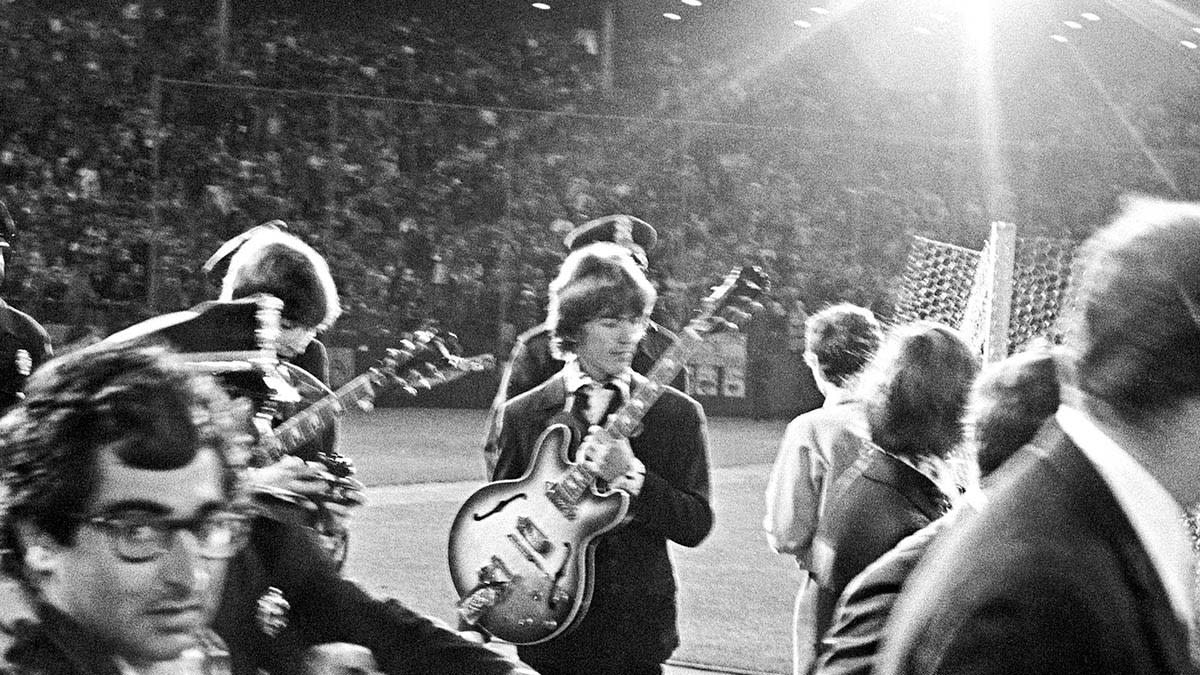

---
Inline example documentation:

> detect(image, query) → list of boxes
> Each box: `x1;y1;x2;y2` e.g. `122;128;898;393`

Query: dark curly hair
0;343;251;583
805;303;883;388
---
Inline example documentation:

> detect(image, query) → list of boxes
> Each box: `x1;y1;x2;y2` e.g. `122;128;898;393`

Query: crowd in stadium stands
1;0;1198;359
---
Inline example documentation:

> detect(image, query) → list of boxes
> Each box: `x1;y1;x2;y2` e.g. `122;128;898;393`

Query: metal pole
216;0;231;71
601;2;615;93
147;75;163;308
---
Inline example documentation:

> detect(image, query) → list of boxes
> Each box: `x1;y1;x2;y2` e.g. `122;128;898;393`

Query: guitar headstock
375;331;497;397
690;265;771;336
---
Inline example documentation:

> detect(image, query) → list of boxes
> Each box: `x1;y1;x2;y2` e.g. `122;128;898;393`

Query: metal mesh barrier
895;231;1078;359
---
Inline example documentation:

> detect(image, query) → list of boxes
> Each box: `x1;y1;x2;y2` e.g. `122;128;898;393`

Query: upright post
982;221;1016;364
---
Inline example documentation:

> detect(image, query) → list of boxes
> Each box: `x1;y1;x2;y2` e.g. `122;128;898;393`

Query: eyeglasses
78;511;251;563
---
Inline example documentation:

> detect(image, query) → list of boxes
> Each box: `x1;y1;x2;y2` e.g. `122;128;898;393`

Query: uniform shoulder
514;323;551;345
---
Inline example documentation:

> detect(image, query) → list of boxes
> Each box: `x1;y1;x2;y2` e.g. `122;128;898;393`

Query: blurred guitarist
484;214;686;478
488;242;714;675
107;222;362;564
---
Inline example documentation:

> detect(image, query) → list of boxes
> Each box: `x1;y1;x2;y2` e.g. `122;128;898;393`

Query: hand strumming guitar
580;426;646;497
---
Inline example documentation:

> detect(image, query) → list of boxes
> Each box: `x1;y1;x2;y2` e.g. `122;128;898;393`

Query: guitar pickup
516;517;553;555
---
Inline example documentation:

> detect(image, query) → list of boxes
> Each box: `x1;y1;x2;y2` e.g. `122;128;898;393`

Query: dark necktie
573;383;623;427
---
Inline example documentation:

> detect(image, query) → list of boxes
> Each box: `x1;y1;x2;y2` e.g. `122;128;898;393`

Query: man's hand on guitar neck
580;426;646;497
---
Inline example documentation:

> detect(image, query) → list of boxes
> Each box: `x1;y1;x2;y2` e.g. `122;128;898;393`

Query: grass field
338;407;797;675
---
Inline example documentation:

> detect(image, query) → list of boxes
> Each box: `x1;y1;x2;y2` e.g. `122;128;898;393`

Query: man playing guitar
487;242;714;675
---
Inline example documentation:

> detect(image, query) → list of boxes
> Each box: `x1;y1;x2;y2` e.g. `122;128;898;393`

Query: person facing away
0;341;540;675
810;321;980;646
763;302;883;675
483;214;685;478
0;199;52;414
875;195;1200;675
815;344;1062;675
489;241;714;675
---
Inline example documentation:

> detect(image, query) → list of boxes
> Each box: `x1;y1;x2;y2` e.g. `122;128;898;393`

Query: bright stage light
793;19;812;28
1063;20;1082;29
810;7;830;15
1050;34;1069;43
1081;13;1101;21
681;0;702;5
1183;40;1198;49
531;2;550;9
663;12;681;20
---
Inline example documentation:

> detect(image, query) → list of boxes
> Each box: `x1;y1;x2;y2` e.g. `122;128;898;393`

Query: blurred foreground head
0;343;250;662
1066;196;1200;424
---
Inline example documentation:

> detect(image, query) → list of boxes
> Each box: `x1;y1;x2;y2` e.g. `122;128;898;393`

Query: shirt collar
1056;405;1194;626
561;357;632;401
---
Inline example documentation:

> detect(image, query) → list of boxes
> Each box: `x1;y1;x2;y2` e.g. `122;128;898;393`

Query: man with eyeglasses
0;342;539;674
0;342;251;673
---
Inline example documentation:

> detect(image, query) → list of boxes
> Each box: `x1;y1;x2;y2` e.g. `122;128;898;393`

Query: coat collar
860;449;954;520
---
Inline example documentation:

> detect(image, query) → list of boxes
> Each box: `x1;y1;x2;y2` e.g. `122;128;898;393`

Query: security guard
0;200;52;413
483;214;686;478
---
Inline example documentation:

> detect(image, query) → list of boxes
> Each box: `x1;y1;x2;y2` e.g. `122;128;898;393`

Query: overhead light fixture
664;12;682;20
793;19;812;28
531;2;550;8
1182;40;1198;49
1080;13;1100;21
810;7;830;15
1050;34;1069;43
1193;26;1200;35
1063;20;1082;29
681;0;702;5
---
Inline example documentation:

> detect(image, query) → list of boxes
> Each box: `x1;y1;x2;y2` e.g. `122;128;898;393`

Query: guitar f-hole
472;493;528;521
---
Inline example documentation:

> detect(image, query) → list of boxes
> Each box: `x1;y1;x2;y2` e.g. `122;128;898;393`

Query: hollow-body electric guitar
447;266;768;644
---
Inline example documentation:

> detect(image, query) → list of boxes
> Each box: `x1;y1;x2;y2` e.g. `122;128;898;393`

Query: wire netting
895;233;1078;357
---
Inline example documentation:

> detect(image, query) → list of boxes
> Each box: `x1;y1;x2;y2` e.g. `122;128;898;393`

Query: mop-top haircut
546;242;657;358
220;228;341;330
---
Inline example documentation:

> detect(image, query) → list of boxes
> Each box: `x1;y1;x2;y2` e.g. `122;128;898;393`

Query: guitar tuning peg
724;307;752;325
405;370;433;390
357;399;375;412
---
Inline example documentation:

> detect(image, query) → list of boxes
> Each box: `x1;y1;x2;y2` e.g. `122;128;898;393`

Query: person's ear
14;522;63;579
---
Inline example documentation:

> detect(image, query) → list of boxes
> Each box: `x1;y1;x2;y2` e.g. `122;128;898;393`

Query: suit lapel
1036;425;1198;674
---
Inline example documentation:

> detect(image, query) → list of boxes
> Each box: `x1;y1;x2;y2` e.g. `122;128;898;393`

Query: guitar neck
265;370;384;462
263;354;493;463
604;323;708;440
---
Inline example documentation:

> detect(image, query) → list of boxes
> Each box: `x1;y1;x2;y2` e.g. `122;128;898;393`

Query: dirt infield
340;408;796;675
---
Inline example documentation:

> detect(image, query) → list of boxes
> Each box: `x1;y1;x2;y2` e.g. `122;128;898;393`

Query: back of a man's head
805;303;883;388
1067;196;1200;423
968;346;1061;477
0;343;248;583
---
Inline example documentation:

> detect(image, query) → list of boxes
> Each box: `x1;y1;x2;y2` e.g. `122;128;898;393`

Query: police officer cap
562;215;657;267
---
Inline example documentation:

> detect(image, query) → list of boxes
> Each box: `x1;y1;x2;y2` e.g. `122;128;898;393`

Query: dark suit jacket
492;371;713;668
813;449;953;644
874;421;1200;675
815;509;959;675
215;515;532;675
